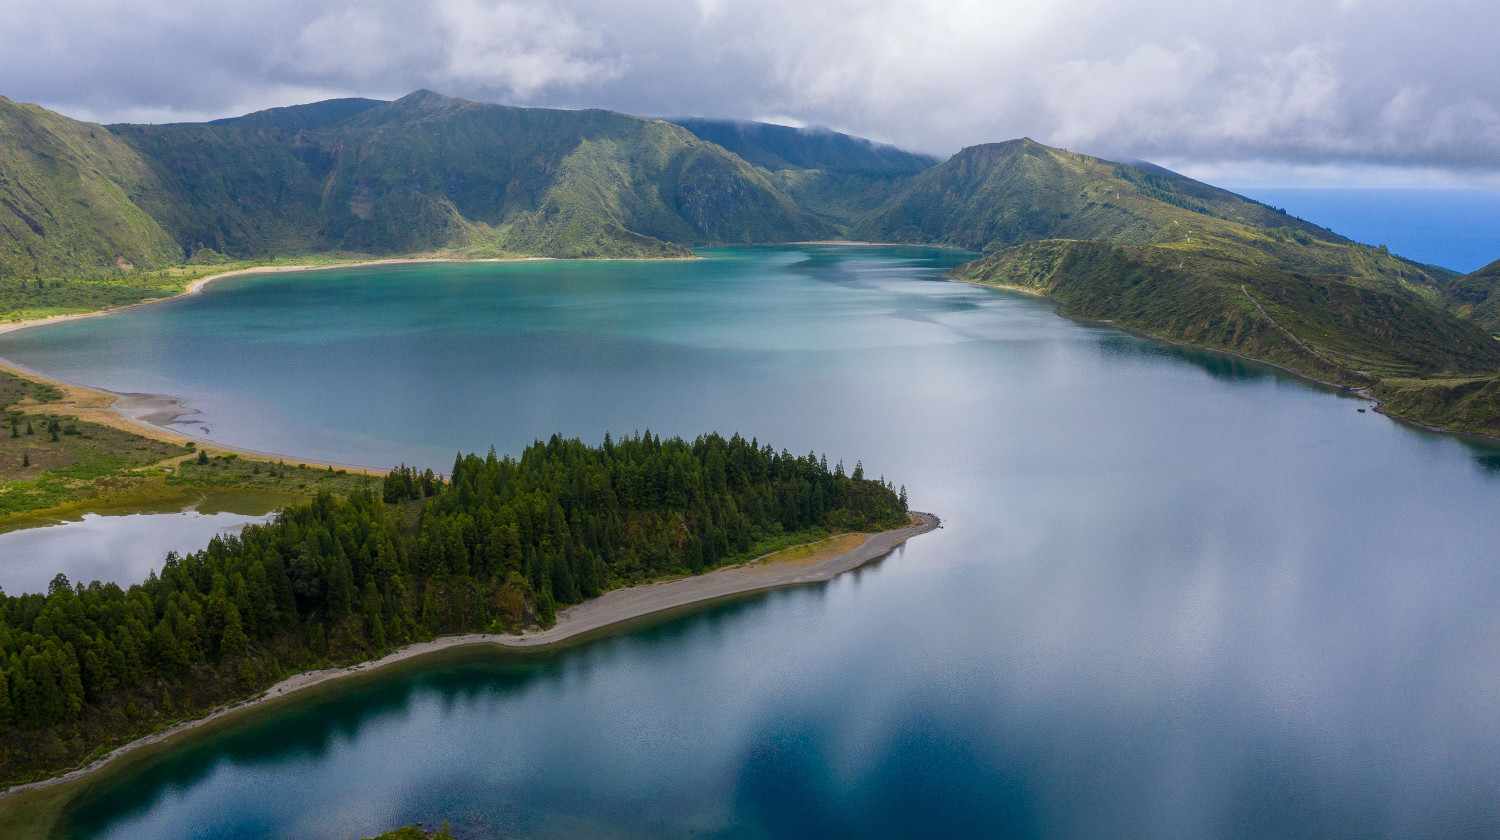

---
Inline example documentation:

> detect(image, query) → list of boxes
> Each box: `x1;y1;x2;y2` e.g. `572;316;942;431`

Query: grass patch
0;368;376;530
752;532;867;568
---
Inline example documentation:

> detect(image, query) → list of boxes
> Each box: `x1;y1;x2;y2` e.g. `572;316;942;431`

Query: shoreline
0;252;703;474
0;251;698;340
950;273;1500;445
0;511;940;801
786;240;969;249
0;256;584;474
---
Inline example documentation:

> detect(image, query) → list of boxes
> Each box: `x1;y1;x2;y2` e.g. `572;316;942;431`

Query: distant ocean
1231;187;1500;274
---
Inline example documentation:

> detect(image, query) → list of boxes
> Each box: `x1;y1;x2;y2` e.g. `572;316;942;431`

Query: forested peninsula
0;432;911;787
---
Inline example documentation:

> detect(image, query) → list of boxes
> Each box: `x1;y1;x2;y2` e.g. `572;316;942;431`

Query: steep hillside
0;97;180;278
853;139;1444;295
955;239;1500;434
670;118;938;235
4;90;1500;435
922;140;1500;436
668;118;938;174
113;91;829;260
1444;257;1500;333
854;139;1325;247
108;118;335;258
957;239;1500;378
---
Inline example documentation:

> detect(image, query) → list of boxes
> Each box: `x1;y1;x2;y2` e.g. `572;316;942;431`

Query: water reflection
8;248;1499;840
0;511;273;594
1092;330;1284;385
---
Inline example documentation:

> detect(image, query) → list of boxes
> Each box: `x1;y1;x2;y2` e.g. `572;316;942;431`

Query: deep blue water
2;247;1499;839
1234;187;1500;273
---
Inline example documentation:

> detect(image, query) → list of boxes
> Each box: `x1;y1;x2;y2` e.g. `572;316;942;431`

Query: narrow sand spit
0;512;940;799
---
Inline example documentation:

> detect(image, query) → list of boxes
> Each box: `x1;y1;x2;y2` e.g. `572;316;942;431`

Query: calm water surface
3;247;1500;839
0;511;273;595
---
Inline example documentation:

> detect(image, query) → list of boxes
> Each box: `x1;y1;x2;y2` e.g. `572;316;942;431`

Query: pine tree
220;605;249;655
362;579;387;651
326;549;354;615
0;667;11;725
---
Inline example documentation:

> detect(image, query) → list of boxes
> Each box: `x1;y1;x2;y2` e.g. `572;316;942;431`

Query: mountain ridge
2;90;1499;435
666;117;939;174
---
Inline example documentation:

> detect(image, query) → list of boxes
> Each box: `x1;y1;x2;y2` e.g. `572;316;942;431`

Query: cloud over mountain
3;0;1495;178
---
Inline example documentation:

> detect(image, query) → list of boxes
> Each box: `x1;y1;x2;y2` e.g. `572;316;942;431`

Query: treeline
0;432;907;785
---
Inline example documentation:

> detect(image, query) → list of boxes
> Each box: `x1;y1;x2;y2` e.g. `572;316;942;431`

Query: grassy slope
671;117;937;235
853;139;1445;292
0;97;180;279
668;117;939;174
956;240;1500;434
957;240;1500;377
112;91;830;261
0;369;372;531
1444;257;1500;333
887;138;1500;436
5;91;1500;434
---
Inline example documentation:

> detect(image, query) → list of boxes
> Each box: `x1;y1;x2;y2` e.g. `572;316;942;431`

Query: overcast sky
3;0;1496;186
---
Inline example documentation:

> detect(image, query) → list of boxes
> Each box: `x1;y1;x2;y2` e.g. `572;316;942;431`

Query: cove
3;246;1500;839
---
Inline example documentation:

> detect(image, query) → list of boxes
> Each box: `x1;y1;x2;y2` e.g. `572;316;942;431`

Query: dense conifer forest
0;432;908;786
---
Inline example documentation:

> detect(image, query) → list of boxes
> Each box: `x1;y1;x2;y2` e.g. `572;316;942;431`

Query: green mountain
930;141;1500;434
1444;257;1500;333
854;139;1443;288
667;118;938;174
206;97;385;132
668;117;941;236
3;90;1500;434
955;240;1500;381
111;91;830;260
0;96;180;279
853;139;1323;244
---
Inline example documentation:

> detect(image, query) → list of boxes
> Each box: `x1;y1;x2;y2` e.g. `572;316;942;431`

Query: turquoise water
4;247;1500;838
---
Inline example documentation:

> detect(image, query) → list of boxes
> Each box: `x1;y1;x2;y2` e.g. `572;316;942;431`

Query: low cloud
2;0;1496;182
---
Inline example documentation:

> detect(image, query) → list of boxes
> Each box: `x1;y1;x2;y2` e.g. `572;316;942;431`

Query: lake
3;246;1499;839
0;510;274;596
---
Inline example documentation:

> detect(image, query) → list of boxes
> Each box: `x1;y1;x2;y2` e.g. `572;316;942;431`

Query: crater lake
2;246;1499;839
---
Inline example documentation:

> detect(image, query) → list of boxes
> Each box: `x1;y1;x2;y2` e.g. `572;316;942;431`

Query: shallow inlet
3;246;1500;840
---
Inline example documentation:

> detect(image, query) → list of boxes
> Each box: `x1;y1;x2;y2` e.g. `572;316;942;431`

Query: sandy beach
0;254;708;471
0;258;541;472
0;511;939;800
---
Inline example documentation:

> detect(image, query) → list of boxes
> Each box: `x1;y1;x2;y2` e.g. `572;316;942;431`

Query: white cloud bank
3;0;1496;182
